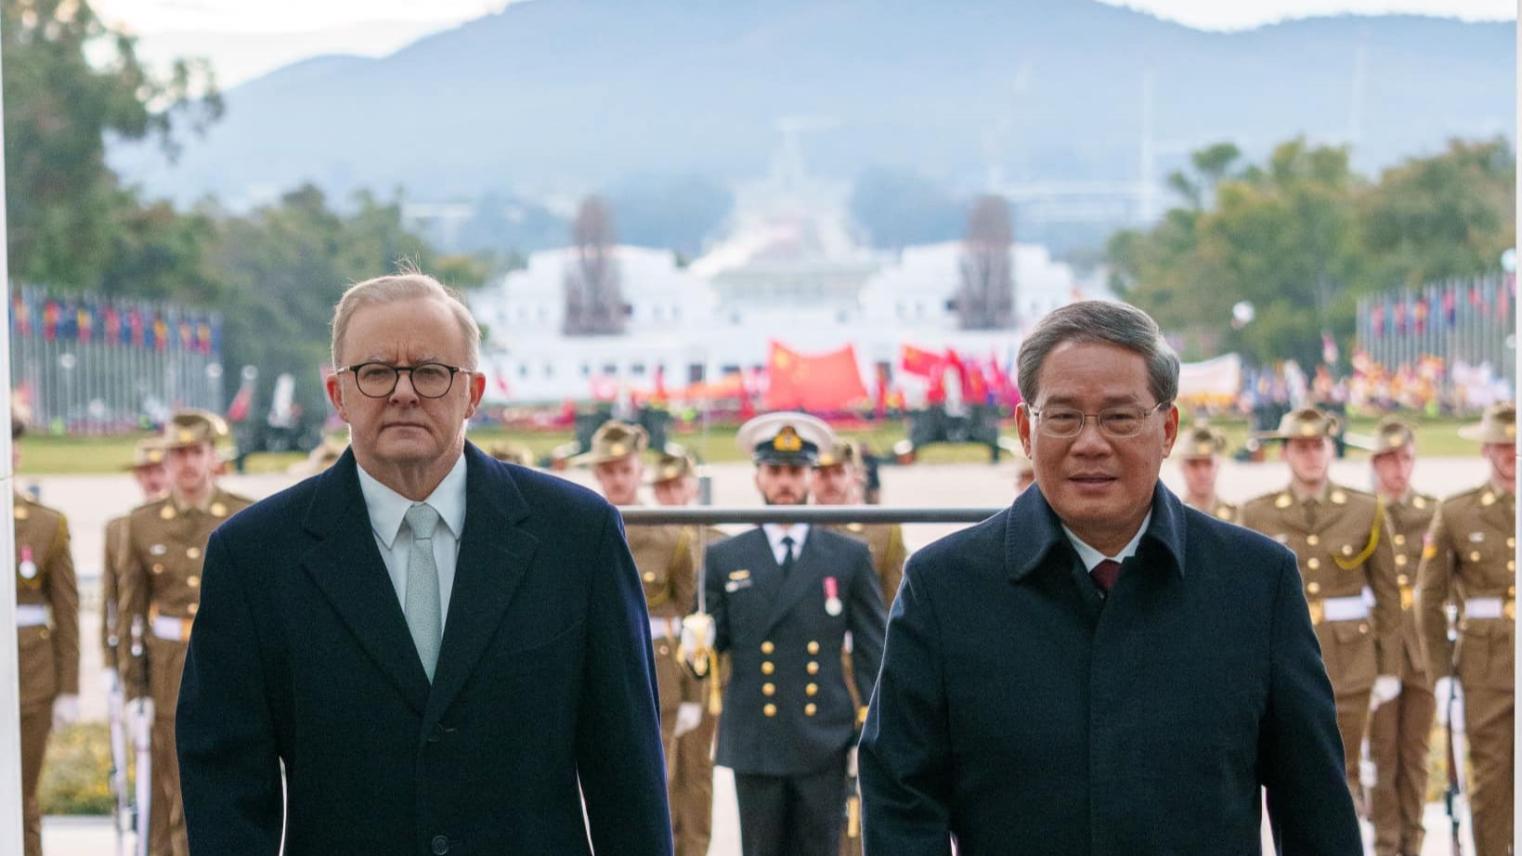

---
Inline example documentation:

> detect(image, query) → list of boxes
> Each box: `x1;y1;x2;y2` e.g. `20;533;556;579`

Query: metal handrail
617;505;1003;525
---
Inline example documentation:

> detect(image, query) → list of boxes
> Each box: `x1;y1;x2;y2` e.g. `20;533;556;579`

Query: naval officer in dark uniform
685;411;887;856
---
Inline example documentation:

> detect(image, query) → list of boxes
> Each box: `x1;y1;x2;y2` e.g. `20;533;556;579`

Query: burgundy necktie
1091;559;1123;594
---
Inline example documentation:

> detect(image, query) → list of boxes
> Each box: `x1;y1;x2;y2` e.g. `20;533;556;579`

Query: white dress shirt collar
356;453;468;547
1062;511;1151;573
762;522;809;566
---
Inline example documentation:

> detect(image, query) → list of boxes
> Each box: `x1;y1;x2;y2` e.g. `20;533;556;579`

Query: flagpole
0;16;28;852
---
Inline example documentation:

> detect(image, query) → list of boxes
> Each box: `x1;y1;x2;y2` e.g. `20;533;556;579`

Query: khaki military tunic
1240;483;1400;803
15;494;78;856
1368;491;1437;856
1415;486;1515;856
101;515;127;670
116;487;251;856
626;521;708;856
1184;496;1238;524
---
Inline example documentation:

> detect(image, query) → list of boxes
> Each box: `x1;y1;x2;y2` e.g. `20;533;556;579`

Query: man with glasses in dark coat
860;300;1359;855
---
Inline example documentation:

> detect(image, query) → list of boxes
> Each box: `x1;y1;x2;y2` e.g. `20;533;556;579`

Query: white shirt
1062;512;1151;573
762;523;809;566
356;454;468;631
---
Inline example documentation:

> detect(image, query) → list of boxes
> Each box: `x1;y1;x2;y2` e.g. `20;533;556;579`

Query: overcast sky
87;0;1516;85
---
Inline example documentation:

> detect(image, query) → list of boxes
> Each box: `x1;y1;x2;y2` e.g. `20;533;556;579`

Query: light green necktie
403;503;442;682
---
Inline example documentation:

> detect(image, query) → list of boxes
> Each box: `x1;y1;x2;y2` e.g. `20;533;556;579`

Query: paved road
26;451;1493;854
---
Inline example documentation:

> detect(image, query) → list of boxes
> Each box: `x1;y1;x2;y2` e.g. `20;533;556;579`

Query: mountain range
109;0;1515;213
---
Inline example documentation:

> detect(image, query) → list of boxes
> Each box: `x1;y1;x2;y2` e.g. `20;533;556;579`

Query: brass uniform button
1395;554;1408;567
1358;622;1369;634
1509;537;1517;549
763;704;777;718
1340;545;1353;557
187;546;202;560
1508;560;1516;572
1471;551;1483;562
1307;582;1321;595
1393;534;1406;547
1397;574;1410;586
12;506;27;521
1306;534;1320;546
657;644;670;656
187;603;199;616
806;641;820;655
762;683;776;696
38;628;49;640
806;661;820;675
642;571;655;583
804;703;817;717
805;683;819;696
160;505;176;520
152;563;165;575
1307;558;1321;571
761;641;775;655
187;576;201;589
210;502;227;517
761;661;775;675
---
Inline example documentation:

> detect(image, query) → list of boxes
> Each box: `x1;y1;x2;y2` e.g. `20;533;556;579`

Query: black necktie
780;535;796;578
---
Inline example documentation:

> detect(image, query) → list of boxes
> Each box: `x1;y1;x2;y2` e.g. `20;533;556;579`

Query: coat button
1307;558;1320;571
1306;534;1319;546
804;703;817;717
431;835;450;855
762;682;776;696
763;703;777;718
1393;534;1406;547
1395;555;1408;567
1307;582;1321;595
761;661;775;675
760;641;774;654
805;683;819;697
806;641;820;655
642;571;656;583
1397;574;1409;586
806;661;820;675
187;576;201;589
186;546;201;560
1471;551;1482;562
188;603;199;616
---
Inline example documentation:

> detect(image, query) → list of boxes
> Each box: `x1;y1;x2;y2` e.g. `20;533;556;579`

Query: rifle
1443;604;1464;856
129;615;153;856
106;666;132;856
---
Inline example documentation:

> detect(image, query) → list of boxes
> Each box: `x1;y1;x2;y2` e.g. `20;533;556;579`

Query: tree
1359;137;1515;290
562;196;625;336
956;195;1015;330
209;185;483;417
2;0;221;289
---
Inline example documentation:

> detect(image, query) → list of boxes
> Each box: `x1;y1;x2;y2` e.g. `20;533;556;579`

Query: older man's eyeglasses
338;362;468;399
1028;402;1169;439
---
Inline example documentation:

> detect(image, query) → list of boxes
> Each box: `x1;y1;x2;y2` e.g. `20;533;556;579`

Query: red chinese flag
900;344;945;378
764;341;870;411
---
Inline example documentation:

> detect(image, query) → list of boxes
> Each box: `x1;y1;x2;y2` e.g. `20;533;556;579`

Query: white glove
673;702;703;738
1369;675;1401;709
101;667;120;698
1434;677;1465;730
51;694;80;729
129;697;155;723
679;613;716;667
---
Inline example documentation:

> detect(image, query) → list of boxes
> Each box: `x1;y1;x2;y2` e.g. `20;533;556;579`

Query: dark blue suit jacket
859;483;1359;856
176;444;672;855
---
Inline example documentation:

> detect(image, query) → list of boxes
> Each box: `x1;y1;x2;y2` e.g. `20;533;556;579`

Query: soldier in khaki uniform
116;410;253;856
103;440;168;671
1415;403;1516;856
812;440;907;606
102;439;170;854
12;419;80;856
1176;424;1237;522
577;421;706;853
1239;407;1401;808
649;446;719;856
1360;418;1437;856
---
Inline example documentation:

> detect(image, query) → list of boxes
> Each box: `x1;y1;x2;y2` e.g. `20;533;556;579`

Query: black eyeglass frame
336;361;471;399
